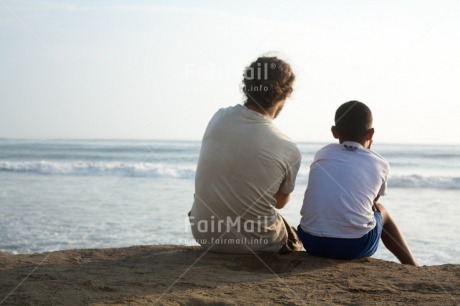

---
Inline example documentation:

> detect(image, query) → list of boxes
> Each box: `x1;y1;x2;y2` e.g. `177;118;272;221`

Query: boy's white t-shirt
299;141;390;239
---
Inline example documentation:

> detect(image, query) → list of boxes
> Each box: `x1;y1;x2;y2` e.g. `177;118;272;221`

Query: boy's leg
376;203;418;266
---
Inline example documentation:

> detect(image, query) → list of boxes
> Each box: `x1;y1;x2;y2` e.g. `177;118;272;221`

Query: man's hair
242;56;295;110
334;101;373;142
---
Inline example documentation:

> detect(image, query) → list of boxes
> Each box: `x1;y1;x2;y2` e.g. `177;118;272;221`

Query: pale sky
1;0;459;144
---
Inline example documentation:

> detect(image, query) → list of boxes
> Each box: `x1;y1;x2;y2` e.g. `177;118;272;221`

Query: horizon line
0;137;459;147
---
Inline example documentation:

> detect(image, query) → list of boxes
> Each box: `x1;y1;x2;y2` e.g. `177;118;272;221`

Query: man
189;56;302;254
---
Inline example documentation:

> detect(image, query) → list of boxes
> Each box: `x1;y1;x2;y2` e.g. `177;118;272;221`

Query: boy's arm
373;195;381;212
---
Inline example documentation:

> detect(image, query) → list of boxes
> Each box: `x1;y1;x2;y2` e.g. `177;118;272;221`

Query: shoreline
1;245;459;305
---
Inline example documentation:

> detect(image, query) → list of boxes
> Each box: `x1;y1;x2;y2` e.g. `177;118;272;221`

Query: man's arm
275;145;301;210
274;190;291;209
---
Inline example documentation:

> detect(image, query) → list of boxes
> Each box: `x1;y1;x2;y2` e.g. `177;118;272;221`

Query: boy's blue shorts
297;211;383;260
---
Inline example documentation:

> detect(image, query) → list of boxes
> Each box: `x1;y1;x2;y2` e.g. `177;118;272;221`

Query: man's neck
244;102;279;121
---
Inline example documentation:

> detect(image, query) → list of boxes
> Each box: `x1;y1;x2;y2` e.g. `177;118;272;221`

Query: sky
1;0;459;144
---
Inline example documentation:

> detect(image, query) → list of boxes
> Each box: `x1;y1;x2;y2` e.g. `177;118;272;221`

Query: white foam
2;161;459;189
389;174;460;189
0;160;195;179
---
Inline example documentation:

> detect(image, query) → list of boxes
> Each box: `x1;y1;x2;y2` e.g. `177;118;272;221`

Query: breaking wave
2;161;459;189
0;161;195;179
388;174;460;189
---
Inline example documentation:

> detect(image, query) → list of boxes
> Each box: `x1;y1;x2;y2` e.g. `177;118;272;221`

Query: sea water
1;139;459;266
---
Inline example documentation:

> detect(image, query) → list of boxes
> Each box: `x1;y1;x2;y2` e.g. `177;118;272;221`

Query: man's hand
274;191;291;209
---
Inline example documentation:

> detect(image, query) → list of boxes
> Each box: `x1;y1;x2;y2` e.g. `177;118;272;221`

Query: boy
298;101;418;265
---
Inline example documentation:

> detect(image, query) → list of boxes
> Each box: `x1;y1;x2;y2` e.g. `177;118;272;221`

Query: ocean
1;139;459;266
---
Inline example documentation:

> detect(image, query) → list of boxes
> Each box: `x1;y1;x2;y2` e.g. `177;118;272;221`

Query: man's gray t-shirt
190;104;301;253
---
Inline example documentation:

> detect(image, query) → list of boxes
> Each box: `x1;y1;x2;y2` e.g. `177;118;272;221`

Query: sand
0;245;458;305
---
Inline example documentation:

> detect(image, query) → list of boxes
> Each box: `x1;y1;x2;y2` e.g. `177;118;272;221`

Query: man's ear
331;126;339;139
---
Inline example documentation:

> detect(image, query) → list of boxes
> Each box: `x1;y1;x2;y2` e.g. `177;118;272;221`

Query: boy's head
331;101;374;147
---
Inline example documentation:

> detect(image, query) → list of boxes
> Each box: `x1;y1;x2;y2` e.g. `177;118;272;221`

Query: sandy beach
0;245;458;305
